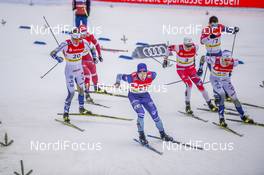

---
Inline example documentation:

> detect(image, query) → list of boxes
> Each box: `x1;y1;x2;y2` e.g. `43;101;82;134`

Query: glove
209;34;217;39
234;27;239;34
98;55;103;62
197;68;203;77
163;60;168;68
238;60;244;64
93;57;98;64
55;56;63;63
114;82;120;88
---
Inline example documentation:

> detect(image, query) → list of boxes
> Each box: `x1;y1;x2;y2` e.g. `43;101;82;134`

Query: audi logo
142;45;167;57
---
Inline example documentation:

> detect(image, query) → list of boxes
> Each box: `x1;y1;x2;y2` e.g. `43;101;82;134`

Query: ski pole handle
40;62;59;79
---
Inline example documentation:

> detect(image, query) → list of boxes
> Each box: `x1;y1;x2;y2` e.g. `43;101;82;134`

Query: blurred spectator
72;0;90;27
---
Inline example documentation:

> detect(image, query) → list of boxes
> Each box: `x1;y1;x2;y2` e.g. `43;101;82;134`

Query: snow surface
0;1;264;175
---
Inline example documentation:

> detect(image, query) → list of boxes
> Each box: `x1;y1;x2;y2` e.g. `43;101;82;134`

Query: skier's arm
151;72;157;80
72;0;76;11
84;40;98;63
91;35;103;61
200;27;211;45
86;0;91;16
115;74;133;87
163;45;176;68
234;59;244;67
50;42;68;63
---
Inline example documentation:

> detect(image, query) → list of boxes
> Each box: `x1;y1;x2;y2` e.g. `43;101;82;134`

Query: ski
89;90;128;98
197;108;240;116
147;135;204;150
212;122;243;137
178;111;208;123
57;113;133;121
260;85;263;88
86;101;110;108
55;119;85;132
203;104;237;112
212;99;264;110
133;138;163;155
226;118;264;127
240;102;264;110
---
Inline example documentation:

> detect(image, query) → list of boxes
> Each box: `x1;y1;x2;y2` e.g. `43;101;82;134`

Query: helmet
137;63;147;72
209;16;218;24
79;24;87;35
183;37;193;47
70;27;81;39
222;50;232;59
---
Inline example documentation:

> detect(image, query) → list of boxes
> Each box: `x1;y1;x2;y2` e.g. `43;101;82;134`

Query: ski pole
40;16;61;79
149;56;163;65
40;63;59;79
231;33;237;57
43;16;60;45
202;64;208;84
164;80;182;86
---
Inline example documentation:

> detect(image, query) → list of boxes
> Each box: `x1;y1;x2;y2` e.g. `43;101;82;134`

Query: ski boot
185;102;193;115
139;131;148;145
207;100;218;112
85;93;94;103
241;115;254;124
225;93;232;102
160;131;174;142
79;107;92;115
63;112;70;123
219;118;227;127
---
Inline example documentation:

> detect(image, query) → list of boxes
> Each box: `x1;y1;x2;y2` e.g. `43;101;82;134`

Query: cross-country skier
163;37;217;114
199;50;254;127
72;0;90;28
114;63;173;145
198;16;239;105
50;27;97;123
79;24;103;102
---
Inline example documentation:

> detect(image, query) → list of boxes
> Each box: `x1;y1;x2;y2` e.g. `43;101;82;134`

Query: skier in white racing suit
50;27;97;123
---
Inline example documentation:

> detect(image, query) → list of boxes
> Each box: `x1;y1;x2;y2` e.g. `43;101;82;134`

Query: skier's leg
143;97;164;132
75;15;81;28
88;62;99;88
128;94;145;132
190;67;217;111
210;76;227;126
76;69;90;114
143;95;173;141
222;79;251;122
177;69;193;112
63;68;75;122
82;61;91;91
